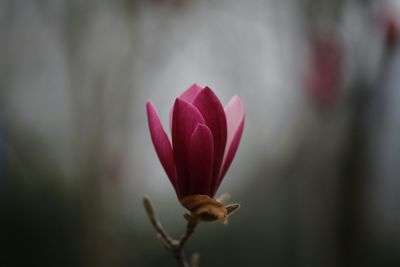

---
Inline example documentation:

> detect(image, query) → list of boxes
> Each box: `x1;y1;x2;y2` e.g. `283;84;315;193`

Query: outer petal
172;99;205;199
146;101;177;192
212;96;245;195
192;87;227;193
188;124;214;195
169;84;203;132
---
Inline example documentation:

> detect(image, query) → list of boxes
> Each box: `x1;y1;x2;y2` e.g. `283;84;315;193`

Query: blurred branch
143;196;199;267
143;195;174;248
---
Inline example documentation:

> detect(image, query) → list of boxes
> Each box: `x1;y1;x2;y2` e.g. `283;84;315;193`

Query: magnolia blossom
146;84;245;206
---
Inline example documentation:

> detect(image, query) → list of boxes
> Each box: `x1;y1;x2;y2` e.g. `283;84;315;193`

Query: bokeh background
1;0;400;266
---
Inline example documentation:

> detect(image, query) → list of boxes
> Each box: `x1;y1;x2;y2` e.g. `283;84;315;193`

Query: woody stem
143;196;199;267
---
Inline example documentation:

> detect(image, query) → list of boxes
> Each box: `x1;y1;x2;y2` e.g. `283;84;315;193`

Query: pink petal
169;83;203;132
212;96;245;195
172;98;205;198
192;87;227;193
179;83;203;103
188;124;214;196
146;101;178;193
224;96;245;156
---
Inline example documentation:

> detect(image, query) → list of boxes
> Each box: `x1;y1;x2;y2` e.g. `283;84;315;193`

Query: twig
143;196;199;267
143;196;174;248
179;218;198;249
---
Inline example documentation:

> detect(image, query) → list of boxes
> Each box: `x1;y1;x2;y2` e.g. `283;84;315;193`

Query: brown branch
143;196;174;248
143;196;199;267
179;218;198;249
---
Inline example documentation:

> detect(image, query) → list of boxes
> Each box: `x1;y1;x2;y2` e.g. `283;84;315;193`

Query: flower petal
172;98;205;198
188;124;214;195
146;101;177;193
192;87;227;194
212;96;245;195
224;96;245;157
179;83;203;103
169;83;203;132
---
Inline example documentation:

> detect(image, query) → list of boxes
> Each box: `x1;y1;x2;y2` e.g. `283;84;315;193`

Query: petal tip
178;84;203;103
202;86;214;94
173;97;184;107
226;95;245;118
230;95;244;107
193;122;211;134
146;100;154;109
191;82;202;88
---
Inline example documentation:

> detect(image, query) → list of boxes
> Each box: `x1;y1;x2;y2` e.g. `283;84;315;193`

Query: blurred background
1;0;400;266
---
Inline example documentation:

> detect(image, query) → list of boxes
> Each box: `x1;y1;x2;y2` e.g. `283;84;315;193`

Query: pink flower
146;84;245;203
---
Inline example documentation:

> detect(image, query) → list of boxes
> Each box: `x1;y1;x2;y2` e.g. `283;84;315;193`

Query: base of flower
181;194;240;224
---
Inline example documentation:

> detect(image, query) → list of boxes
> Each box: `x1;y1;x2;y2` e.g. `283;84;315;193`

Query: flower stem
143;196;199;267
